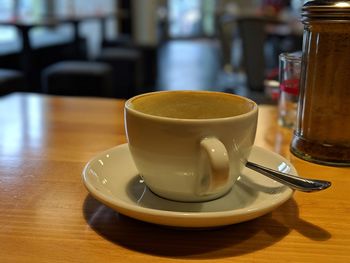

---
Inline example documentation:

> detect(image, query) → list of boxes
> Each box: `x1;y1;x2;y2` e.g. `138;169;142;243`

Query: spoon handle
245;161;331;192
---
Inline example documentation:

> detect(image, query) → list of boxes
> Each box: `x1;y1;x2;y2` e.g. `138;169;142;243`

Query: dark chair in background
0;69;25;96
216;13;239;74
41;61;114;97
100;34;133;49
97;35;159;98
95;46;142;98
237;17;267;92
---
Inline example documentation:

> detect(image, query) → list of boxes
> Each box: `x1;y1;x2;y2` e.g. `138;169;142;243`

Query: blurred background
0;0;305;103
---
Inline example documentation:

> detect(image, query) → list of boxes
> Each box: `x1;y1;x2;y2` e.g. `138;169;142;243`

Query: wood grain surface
0;93;349;263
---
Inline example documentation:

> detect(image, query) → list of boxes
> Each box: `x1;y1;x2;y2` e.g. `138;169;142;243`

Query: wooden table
0;93;349;262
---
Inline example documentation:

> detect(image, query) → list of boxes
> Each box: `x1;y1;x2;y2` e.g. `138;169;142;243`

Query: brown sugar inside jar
290;0;350;166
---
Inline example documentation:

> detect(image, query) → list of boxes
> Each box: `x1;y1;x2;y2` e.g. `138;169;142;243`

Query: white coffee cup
124;90;258;202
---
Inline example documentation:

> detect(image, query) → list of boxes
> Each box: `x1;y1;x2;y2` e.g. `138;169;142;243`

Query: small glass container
290;0;350;166
278;52;301;129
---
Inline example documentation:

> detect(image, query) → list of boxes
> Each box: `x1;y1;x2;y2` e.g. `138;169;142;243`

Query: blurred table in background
0;13;118;89
0;93;349;262
56;12;119;57
0;17;59;87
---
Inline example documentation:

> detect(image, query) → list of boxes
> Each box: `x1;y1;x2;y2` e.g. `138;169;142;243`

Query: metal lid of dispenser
302;0;350;22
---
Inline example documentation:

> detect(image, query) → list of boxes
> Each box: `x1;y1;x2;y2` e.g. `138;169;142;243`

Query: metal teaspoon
245;161;332;192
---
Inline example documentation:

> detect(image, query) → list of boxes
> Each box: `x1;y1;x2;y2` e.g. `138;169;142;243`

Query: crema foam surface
129;92;254;119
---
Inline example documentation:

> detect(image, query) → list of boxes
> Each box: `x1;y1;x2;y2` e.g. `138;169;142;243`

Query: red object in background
262;0;289;14
280;78;299;96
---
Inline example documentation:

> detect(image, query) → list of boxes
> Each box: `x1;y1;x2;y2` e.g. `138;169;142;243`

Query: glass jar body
291;22;350;166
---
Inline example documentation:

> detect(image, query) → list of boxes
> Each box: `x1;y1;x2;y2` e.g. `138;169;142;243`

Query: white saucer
82;144;296;228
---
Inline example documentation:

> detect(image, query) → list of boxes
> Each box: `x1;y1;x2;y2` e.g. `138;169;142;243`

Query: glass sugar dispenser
290;0;350;166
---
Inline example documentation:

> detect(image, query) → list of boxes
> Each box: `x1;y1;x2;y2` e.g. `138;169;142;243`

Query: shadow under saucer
83;195;330;259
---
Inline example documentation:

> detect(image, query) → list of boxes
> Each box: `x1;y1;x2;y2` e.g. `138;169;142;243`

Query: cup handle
197;137;230;195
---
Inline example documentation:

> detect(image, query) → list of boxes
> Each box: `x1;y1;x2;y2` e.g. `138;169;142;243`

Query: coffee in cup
124;90;258;202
